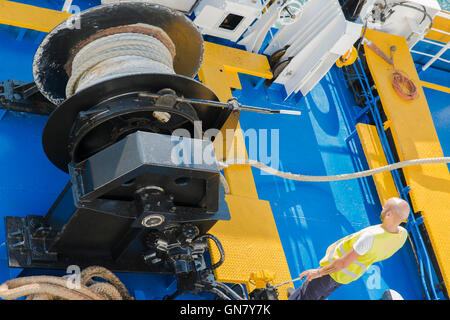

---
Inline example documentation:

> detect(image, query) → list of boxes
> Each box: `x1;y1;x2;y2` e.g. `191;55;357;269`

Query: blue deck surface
235;70;425;300
0;0;449;300
424;86;450;172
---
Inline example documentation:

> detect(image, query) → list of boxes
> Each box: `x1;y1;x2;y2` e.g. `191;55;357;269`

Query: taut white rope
219;157;450;183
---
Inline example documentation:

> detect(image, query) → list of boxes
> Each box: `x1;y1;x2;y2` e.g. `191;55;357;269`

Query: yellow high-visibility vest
319;225;408;284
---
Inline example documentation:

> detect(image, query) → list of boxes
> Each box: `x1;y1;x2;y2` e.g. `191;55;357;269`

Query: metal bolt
153;111;171;123
141;214;165;228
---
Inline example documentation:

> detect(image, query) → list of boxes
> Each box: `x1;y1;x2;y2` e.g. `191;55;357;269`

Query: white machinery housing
101;0;199;13
264;0;363;98
193;0;263;42
358;0;441;48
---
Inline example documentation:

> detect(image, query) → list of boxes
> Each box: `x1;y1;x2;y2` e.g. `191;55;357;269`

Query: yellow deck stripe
356;123;398;205
364;29;450;294
425;11;450;43
199;42;293;299
420;81;450;94
0;1;71;33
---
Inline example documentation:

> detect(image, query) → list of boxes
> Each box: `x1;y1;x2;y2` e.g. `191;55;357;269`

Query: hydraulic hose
214;282;246;300
207;288;231;300
196;234;226;271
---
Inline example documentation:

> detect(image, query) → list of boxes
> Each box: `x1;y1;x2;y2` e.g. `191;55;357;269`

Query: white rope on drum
218;157;450;186
66;32;175;97
219;172;230;195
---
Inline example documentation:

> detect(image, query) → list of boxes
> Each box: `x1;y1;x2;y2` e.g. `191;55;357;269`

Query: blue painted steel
412;39;450;73
0;0;447;300
424;86;450;173
235;70;424;300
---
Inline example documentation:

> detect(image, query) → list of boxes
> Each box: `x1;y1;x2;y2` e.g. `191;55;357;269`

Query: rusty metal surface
33;2;204;105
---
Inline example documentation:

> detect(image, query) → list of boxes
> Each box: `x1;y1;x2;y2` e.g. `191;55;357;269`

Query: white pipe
430;28;450;36
410;49;450;63
420;39;446;47
422;42;450;71
436;11;450;20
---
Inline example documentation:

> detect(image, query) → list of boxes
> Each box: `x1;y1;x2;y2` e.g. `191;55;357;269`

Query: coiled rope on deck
218;157;450;183
0;266;132;300
364;41;418;101
391;70;418;100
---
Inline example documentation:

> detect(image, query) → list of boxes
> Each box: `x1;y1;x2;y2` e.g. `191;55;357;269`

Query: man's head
380;197;410;225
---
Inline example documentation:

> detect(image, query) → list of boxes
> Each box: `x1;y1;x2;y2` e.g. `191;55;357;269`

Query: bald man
288;197;410;300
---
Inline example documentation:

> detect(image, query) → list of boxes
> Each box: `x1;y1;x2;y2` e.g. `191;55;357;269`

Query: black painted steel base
5;131;230;273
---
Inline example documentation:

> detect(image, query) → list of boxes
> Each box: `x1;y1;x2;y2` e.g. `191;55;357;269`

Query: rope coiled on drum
66;29;176;97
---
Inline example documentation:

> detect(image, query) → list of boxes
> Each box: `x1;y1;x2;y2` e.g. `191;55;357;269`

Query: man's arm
299;248;361;281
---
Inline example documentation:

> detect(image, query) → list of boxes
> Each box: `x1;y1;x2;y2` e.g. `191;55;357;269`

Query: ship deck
0;0;449;300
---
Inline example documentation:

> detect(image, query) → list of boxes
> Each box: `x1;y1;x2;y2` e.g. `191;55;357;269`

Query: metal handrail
412;12;449;71
342;58;441;300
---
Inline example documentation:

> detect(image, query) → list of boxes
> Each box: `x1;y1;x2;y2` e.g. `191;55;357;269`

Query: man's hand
299;268;321;281
300;248;361;282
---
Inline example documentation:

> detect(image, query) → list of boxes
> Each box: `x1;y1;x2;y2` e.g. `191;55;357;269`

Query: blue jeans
288;275;342;300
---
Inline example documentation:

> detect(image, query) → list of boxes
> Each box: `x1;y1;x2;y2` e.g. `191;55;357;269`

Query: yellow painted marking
356;123;398;205
210;195;293;298
199;42;273;198
364;29;450;293
0;1;71;33
421;81;450;94
199;42;293;299
425;12;450;43
198;42;272;102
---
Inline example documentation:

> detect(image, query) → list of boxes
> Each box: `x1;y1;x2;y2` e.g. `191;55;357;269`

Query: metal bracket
0;80;55;115
6;215;58;268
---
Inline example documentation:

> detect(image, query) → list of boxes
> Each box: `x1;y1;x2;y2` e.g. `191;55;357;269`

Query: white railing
411;11;449;71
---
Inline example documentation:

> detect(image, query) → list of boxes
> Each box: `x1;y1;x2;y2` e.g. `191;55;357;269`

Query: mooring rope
219;157;450;184
66;30;175;97
0;266;132;300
